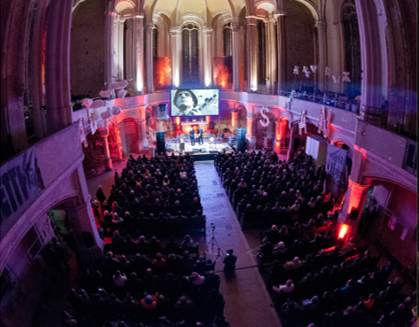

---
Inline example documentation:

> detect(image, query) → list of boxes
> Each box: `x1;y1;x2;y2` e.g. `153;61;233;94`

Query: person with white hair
272;279;294;294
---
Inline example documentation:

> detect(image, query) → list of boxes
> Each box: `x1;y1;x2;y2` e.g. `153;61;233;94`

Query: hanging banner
325;144;347;187
0;148;45;240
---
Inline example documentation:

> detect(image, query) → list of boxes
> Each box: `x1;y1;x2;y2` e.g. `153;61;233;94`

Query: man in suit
189;128;195;146
197;126;204;145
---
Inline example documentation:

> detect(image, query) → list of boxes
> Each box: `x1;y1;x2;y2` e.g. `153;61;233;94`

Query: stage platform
165;138;234;161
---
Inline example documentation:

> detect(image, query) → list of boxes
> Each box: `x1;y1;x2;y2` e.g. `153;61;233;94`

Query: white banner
326;144;347;186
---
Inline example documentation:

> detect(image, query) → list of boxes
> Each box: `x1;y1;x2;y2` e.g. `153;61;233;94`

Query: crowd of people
93;153;205;237
214;149;415;327
60;153;230;326
215;149;335;229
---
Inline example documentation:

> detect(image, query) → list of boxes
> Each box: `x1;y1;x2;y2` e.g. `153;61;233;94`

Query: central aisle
194;162;282;327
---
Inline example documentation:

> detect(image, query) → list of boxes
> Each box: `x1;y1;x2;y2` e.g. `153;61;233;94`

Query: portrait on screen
171;88;219;117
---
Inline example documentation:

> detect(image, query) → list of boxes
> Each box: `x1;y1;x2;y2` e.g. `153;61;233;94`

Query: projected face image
176;91;194;109
171;88;219;117
172;89;202;116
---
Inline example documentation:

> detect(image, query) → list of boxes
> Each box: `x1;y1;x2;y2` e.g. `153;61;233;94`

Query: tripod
206;225;223;262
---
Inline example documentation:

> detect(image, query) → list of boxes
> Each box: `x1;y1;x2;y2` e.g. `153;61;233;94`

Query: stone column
232;23;240;91
246;116;256;149
125;19;134;95
231;111;238;131
354;0;383;125
104;3;115;89
316;20;327;92
276;5;286;95
98;128;113;171
337;179;370;240
137;107;148;150
133;14;145;95
246;16;258;92
274;118;287;153
287;123;297;160
203;27;213;87
170;27;181;87
265;17;277;95
31;0;48;140
112;15;121;81
118;18;125;81
64;199;104;267
145;22;154;94
45;0;73;135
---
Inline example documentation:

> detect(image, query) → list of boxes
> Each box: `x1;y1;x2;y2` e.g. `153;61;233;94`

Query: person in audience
185;271;205;286
272;279;294;294
223;249;237;278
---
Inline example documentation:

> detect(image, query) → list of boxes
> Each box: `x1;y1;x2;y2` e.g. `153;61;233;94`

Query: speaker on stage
237;128;246;153
192;148;199;153
156;131;165;154
201;148;207;153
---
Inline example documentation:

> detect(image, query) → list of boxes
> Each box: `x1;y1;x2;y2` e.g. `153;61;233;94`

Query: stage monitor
170;88;219;117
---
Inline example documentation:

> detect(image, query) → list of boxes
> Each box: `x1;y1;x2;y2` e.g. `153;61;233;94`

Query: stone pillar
45;0;73;135
98;128;113;171
231;111;238;131
316;20;327;92
274;118;287;153
133;14;145;95
170;27;181;87
276;5;286;95
246;16;258;92
104;4;115;89
354;0;383;125
287;123;297;160
232;23;240;91
137;107;148;150
64;199;104;267
146;22;154;94
112;15;121;81
31;0;48;140
125;19;134;95
203;27;213;87
337;179;370;240
265;17;277;95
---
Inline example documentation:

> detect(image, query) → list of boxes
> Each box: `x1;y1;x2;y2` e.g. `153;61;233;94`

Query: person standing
197;126;204;145
189;128;195;146
223;249;237;278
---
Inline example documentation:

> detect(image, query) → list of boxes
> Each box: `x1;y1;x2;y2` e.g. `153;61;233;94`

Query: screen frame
170;88;220;117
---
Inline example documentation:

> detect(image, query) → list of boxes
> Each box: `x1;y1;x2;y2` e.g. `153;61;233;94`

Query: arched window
257;20;266;85
342;4;361;98
223;23;232;57
223;23;233;84
182;24;199;83
153;25;158;59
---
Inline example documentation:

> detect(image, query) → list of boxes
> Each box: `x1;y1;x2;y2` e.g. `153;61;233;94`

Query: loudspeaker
349;208;360;221
179;142;185;152
209;150;218;154
156;132;166;154
192;148;199;153
152;104;169;120
237;128;246;153
200;148;207;153
81;231;95;248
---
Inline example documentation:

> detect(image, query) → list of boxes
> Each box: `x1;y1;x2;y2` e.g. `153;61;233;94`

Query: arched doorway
119;118;139;154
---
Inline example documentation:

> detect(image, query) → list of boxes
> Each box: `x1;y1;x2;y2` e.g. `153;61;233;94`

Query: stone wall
70;0;105;98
